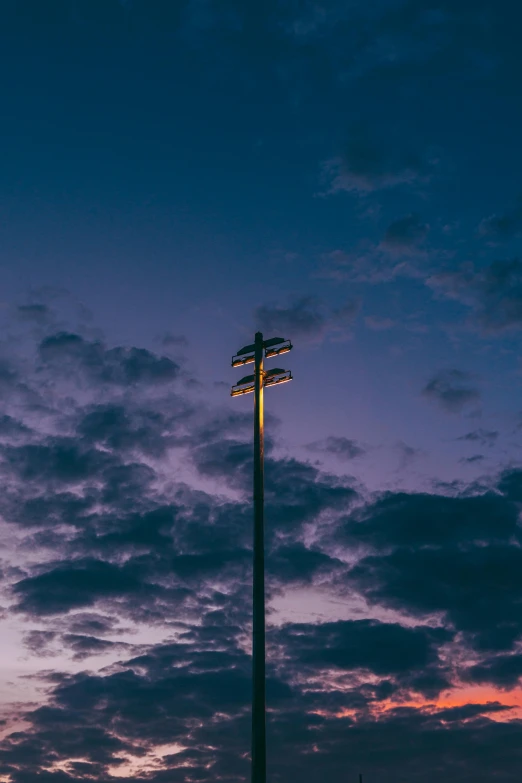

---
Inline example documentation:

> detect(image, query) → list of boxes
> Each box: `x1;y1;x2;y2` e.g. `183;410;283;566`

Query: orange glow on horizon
311;685;522;723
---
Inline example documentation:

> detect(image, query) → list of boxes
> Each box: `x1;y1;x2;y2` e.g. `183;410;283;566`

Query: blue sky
1;1;522;781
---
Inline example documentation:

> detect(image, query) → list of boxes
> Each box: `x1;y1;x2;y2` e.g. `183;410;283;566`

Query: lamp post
231;332;293;783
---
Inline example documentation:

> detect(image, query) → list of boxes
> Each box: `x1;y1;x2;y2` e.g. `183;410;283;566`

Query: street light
231;331;293;783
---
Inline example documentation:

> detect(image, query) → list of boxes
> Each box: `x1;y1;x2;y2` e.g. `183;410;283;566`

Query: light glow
265;345;291;358
232;354;255;367
231;384;255;397
264;373;292;388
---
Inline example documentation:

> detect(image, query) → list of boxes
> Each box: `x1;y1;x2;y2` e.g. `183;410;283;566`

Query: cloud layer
0;304;521;782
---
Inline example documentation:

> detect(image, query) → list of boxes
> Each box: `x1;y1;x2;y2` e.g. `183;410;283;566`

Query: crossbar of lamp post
231;332;293;783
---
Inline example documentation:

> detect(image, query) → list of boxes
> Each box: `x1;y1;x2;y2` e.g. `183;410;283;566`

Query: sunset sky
1;1;522;781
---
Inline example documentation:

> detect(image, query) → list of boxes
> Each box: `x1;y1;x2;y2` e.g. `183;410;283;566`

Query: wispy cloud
253;295;361;343
306;436;367;461
478;197;522;242
318;126;437;196
427;259;522;334
456;429;498;447
421;369;481;413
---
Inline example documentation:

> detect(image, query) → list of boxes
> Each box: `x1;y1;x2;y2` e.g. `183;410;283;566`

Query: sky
1;0;522;781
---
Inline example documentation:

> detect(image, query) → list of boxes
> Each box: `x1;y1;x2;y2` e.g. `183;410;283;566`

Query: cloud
467;654;522;689
61;634;133;662
317;214;430;286
190;437;359;543
22;630;58;657
333;487;518;552
254;296;326;339
0;414;31;439
456;429;498;447
422;369;480;413
12;558;163;616
159;331;189;348
16;304;53;324
478;198;522;241
66;612;121;636
306;436;366;461
4;440;116;485
253;295;360;343
274;619;451;690
268;543;345;584
320;128;432;195
459;454;485;464
3;305;522;781
380;213;430;254
330;473;522;659
77;404;176;457
38;332;180;386
427;259;522;334
394;440;425;470
316;228;436;285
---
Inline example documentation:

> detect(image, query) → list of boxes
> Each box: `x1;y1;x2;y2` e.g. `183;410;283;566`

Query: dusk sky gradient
1;1;522;781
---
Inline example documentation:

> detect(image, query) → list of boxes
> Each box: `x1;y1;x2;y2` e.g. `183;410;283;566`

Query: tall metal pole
252;331;266;783
359;774;363;783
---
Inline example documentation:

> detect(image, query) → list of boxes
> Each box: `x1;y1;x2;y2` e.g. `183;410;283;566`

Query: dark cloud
274;619;451;690
159;331;189;348
334;488;518;551
23;626;133;661
5;688;522;783
38;332;180;386
190;437;255;492
319;475;522;663
12;558;163;616
394;440;425;469
22;630;58;657
0;358;19;390
3;440;115;485
254;296;326;339
61;634;131;662
253;296;360;344
459;454;485;464
322;128;430;194
434;702;513;722
427;259;522;334
316;236;432;285
268;542;345;584
497;468;522;502
77;404;178;457
306;436;366;461
457;429;498;447
65;613;120;636
16;304;52;324
0;414;30;439
2;307;522;782
478;199;522;240
348;543;522;652
381;213;429;253
467;654;522;689
422;369;480;413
